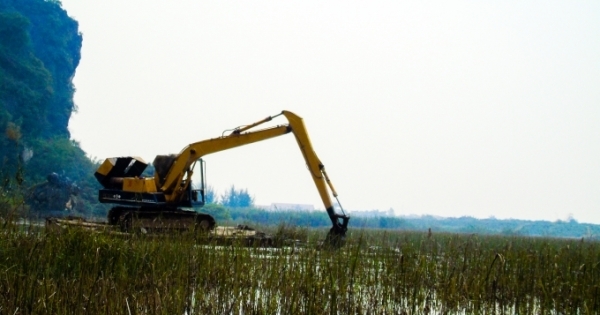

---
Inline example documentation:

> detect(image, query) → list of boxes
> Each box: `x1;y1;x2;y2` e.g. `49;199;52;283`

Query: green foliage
222;206;413;230
25;138;90;182
395;215;600;239
0;0;82;153
228;207;331;228
0;167;27;219
0;11;30;49
0;0;100;217
197;203;231;222
219;184;254;208
203;184;216;204
0;0;82;138
0;10;53;145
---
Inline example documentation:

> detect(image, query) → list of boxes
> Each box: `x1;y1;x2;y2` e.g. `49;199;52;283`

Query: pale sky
61;1;600;223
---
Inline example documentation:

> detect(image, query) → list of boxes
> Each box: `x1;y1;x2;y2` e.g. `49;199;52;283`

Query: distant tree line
401;215;600;239
196;190;600;239
203;185;254;208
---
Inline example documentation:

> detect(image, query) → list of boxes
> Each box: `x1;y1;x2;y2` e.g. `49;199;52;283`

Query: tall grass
1;223;598;314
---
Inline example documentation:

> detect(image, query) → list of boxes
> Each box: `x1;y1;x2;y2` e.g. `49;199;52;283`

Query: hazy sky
61;1;600;223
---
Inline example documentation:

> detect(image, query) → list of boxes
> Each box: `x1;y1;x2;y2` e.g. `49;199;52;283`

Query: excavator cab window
190;158;206;206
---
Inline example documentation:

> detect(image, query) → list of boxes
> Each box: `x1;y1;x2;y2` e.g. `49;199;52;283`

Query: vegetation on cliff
0;0;102;215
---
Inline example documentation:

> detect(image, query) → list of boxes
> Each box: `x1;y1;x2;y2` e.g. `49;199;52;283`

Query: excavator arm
160;110;350;238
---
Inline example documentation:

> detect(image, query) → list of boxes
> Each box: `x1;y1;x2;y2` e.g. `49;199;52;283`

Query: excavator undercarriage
95;156;216;233
106;207;216;233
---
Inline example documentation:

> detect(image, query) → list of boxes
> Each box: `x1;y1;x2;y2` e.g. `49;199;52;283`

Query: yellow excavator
94;110;350;244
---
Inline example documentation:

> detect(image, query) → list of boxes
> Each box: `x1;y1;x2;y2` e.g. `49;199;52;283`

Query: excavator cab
188;158;207;206
95;156;207;209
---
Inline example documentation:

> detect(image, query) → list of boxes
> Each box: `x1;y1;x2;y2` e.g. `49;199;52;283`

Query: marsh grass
1;222;599;314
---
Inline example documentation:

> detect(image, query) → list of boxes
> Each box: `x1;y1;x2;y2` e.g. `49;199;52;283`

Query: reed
1;222;598;314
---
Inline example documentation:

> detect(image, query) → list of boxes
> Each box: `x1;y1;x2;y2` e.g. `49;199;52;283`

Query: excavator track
107;206;216;233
